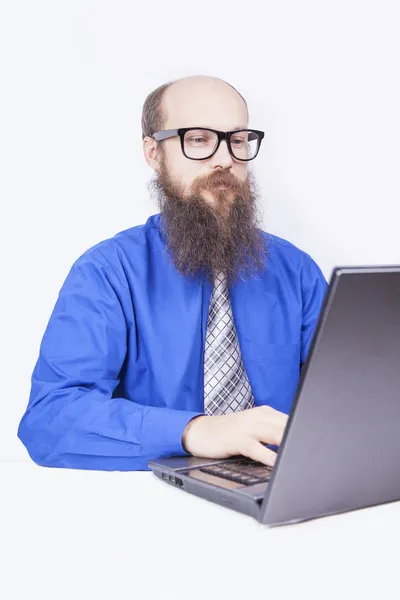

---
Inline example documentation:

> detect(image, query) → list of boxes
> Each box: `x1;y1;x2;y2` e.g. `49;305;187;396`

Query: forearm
18;388;202;471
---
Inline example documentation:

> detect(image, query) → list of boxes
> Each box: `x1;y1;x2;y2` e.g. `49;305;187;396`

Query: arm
17;255;202;471
300;253;329;367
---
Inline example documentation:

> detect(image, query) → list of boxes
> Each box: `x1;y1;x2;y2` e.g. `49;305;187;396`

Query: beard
148;151;268;287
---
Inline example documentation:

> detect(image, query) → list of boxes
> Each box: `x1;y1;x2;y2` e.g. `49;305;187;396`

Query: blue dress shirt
17;213;328;471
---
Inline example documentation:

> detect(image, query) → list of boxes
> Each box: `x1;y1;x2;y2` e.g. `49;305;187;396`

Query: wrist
182;415;206;453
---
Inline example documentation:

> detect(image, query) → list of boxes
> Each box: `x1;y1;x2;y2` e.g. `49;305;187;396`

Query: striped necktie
203;271;255;415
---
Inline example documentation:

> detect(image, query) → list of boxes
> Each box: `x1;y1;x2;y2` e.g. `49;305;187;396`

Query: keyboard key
199;459;273;486
246;477;263;485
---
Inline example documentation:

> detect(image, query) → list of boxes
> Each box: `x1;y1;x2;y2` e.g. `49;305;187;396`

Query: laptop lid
261;266;400;526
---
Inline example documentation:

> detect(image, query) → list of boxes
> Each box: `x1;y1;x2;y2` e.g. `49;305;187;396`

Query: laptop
149;266;400;526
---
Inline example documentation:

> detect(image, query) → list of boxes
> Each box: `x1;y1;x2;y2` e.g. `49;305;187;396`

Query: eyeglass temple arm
152;130;179;141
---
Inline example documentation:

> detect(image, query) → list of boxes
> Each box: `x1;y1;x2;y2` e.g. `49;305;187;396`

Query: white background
1;0;399;460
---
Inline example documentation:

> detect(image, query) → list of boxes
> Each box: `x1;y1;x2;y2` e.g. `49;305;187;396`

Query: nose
209;139;233;169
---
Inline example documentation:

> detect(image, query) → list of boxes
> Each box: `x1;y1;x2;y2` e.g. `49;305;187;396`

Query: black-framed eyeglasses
152;127;265;161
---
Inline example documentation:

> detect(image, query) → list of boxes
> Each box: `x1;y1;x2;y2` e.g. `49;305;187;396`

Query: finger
258;405;289;426
241;440;277;467
253;420;286;447
269;425;286;447
268;407;289;425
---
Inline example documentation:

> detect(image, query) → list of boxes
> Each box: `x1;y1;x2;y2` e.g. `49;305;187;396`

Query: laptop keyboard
199;457;273;486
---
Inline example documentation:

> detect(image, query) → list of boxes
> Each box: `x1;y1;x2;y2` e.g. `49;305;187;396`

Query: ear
143;136;161;171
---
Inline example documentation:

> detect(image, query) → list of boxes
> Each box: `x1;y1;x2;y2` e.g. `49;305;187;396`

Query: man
17;75;328;471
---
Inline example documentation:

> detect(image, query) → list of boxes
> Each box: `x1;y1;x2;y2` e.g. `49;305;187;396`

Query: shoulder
261;229;315;266
260;229;328;289
70;214;160;271
59;215;160;294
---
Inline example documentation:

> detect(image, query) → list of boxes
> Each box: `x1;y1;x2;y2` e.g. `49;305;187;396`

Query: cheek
174;162;204;192
234;165;249;182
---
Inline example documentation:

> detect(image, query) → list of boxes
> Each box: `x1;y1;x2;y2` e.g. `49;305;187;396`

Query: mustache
190;170;245;195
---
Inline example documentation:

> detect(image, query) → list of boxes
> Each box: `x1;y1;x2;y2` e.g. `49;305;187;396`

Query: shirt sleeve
300;253;329;366
17;254;203;471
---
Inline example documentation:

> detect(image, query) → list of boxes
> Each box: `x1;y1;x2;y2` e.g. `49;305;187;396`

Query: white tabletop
1;461;398;600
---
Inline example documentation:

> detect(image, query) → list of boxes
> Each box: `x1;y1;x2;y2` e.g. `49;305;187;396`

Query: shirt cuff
145;408;204;458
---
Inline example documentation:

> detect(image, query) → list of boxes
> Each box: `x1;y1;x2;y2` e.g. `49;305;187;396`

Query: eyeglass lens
183;129;260;160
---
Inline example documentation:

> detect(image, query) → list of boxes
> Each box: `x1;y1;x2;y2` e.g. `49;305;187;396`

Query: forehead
162;81;248;131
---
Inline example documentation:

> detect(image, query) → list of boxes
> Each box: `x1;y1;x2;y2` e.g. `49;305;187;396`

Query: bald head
162;75;248;132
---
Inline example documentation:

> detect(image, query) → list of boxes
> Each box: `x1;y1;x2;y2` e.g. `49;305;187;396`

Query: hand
182;405;288;467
